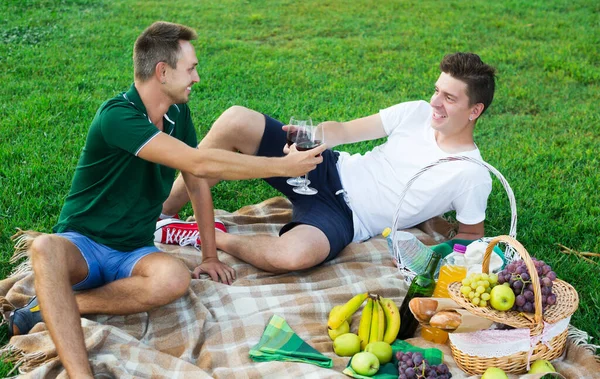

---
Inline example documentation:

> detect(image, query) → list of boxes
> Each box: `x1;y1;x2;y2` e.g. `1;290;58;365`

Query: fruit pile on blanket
326;257;573;378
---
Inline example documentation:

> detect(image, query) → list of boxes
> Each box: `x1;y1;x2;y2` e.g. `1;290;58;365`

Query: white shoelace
166;228;199;247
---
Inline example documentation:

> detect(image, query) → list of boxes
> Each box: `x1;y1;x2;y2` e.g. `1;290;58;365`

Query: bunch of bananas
327;292;401;349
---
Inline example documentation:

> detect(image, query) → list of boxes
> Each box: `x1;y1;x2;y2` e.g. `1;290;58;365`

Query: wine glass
286;117;311;187
292;123;323;196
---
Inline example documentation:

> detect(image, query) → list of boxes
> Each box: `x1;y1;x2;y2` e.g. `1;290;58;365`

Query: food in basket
429;310;462;330
497;258;557;313
489;284;516;311
481;367;508;379
458;272;498;307
396;351;452;379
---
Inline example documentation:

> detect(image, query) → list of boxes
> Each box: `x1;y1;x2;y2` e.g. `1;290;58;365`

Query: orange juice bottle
421;244;468;343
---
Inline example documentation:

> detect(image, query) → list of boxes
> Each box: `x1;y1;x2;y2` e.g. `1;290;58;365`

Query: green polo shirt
54;84;197;251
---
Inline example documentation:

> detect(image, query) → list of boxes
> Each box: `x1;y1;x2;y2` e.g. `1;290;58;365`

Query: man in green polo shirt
8;21;326;378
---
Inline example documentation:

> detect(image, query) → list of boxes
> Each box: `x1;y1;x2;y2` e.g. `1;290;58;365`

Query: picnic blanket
1;197;599;378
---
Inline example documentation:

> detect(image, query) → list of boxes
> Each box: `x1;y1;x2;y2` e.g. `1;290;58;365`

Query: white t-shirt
336;100;492;242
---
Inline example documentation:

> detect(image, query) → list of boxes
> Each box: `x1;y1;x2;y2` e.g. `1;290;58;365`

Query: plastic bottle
420;244;468;343
397;250;442;340
382;228;434;274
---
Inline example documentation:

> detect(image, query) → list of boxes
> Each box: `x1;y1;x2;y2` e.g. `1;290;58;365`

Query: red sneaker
154;219;227;248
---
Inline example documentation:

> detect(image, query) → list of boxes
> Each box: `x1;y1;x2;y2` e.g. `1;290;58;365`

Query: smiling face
430;72;482;136
163;40;200;104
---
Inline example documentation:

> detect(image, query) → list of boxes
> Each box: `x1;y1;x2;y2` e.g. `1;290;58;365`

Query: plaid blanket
0;197;598;378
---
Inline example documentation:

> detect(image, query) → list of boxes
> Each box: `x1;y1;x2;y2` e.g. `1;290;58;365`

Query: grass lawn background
1;0;598;375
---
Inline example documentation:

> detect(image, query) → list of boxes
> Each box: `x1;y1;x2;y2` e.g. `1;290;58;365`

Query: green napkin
342;340;444;378
249;314;333;368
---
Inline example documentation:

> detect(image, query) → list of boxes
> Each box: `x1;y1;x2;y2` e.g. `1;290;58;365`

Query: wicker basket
448;235;579;375
390;156;518;282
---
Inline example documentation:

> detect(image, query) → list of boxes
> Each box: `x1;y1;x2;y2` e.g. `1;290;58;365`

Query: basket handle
482;235;543;325
391;156;518;265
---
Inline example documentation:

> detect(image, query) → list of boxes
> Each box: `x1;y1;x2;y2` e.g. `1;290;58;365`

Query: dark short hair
440;53;496;115
134;21;198;81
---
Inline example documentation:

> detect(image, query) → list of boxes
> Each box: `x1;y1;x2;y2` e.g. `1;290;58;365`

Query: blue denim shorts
257;114;354;262
57;231;159;291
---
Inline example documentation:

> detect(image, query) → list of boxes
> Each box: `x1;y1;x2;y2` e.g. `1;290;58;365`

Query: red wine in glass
296;140;322;151
286;131;298;147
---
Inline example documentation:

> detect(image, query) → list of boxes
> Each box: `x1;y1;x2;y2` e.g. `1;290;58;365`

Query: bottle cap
453;243;467;254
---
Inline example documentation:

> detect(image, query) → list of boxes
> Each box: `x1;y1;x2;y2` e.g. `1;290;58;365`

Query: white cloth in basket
448;316;571;358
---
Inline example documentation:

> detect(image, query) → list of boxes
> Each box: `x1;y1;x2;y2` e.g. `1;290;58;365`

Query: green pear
364;341;393;364
328;320;350;340
333;333;361;356
481;367;508;379
528;359;556;374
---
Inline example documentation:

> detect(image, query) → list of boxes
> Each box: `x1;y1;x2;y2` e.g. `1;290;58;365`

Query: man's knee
30;234;66;266
144;259;190;306
269;246;328;273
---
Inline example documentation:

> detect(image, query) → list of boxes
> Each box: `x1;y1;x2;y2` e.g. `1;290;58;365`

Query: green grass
1;0;598;374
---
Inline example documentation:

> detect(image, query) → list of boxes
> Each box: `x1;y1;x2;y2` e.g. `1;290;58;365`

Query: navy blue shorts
257;114;354;262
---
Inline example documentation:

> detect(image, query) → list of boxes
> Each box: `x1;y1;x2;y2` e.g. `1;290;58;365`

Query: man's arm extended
138;132;327;180
316;113;387;148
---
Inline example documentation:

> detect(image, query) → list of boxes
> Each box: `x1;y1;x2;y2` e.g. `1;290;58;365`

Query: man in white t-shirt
156;52;496;274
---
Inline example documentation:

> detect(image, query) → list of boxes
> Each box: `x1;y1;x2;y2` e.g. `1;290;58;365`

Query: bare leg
29;235;190;378
75;253;190;315
30;234;94;378
216;224;330;273
161;106;268;216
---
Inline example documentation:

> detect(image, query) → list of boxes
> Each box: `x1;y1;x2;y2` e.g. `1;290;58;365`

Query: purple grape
513;280;523;290
498;275;506;284
547;271;557;281
541;277;552;287
399;374;407;379
523;302;534;313
413;355;423;366
406;359;414;367
516;294;526;307
524;290;534;301
547;293;557;305
542;265;551;275
405;367;415;377
521;272;530;281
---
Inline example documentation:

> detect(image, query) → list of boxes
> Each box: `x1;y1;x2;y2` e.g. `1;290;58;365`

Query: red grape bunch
396;351;452;379
497;257;557;313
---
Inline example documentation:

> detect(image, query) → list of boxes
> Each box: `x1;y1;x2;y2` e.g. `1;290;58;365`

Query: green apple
364;341;393;364
332;333;361;356
328;320;350;340
528;359;556;374
351;351;380;376
481;367;508;379
489;284;515;311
